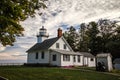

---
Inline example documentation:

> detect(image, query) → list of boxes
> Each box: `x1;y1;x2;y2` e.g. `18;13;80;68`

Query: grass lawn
0;66;119;80
75;66;120;75
74;66;96;71
111;69;120;75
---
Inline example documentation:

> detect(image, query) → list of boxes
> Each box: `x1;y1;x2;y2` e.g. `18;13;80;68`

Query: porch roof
77;52;95;57
50;49;83;55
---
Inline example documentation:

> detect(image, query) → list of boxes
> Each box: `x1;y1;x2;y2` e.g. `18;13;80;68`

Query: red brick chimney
58;28;62;38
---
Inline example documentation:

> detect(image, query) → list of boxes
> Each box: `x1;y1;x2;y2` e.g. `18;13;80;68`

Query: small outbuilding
96;53;113;71
113;58;120;70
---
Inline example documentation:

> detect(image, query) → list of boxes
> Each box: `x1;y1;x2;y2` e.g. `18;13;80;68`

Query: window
35;52;39;59
77;55;81;62
41;51;44;59
56;43;59;48
52;54;56;61
63;55;70;61
73;56;76;62
64;44;67;49
90;58;94;61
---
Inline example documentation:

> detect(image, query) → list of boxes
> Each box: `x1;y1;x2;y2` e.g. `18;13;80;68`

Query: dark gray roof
51;49;82;55
27;37;59;52
113;58;120;64
80;52;95;57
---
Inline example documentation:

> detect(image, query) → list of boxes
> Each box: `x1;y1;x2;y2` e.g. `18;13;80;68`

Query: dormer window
56;43;59;48
64;44;66;49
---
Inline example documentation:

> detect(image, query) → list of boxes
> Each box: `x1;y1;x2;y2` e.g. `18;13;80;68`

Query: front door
84;57;88;66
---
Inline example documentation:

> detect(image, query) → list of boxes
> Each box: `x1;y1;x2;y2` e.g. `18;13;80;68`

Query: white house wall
107;56;113;71
27;51;49;64
61;55;83;66
73;55;83;66
88;58;96;67
50;51;84;66
61;55;73;66
50;38;70;51
27;52;35;63
50;51;61;66
83;57;96;67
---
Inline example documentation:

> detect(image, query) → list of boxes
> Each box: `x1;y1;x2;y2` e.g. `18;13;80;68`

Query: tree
98;19;117;52
86;22;100;55
0;0;46;46
63;26;79;51
86;19;120;58
78;23;89;52
106;26;120;59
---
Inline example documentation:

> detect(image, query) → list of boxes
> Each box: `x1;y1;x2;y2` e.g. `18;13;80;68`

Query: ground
0;66;119;80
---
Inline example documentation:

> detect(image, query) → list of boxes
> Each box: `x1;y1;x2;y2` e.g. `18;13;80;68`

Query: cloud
0;37;35;61
0;52;27;61
43;0;120;27
0;44;6;52
11;52;27;57
20;0;120;38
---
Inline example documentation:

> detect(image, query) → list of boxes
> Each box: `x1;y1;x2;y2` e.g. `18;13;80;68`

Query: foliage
85;22;100;55
106;26;120;58
97;19;120;58
63;26;79;51
111;69;120;75
0;66;119;80
63;19;120;58
78;23;89;52
0;0;46;46
98;19;117;53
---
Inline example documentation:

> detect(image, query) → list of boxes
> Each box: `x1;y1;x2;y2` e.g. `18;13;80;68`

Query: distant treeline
0;63;24;66
63;19;120;59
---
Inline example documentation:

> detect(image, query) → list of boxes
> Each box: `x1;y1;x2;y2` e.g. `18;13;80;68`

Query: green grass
75;66;120;75
111;69;120;75
74;66;96;71
0;66;119;80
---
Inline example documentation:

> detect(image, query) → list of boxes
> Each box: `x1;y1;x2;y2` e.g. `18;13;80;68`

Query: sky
0;0;120;63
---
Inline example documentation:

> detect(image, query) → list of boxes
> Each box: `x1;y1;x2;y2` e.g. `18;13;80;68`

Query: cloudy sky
0;0;120;63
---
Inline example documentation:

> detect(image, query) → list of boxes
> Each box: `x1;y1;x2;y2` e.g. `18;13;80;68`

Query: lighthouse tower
37;26;49;43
